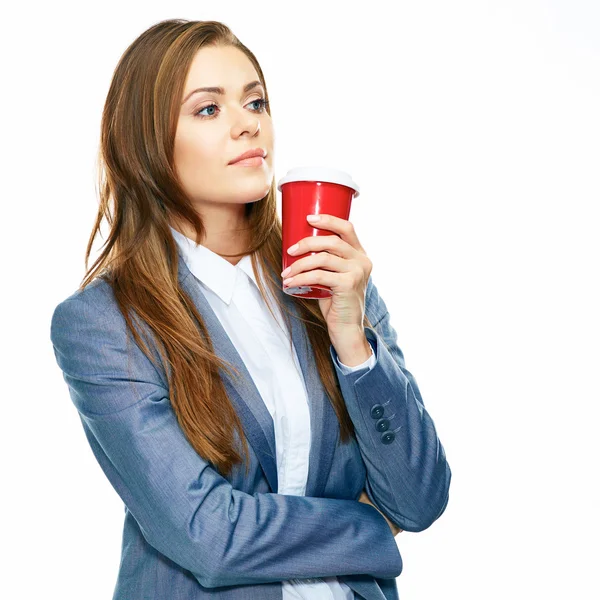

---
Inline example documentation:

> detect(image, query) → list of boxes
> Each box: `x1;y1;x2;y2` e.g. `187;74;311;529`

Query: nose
232;110;260;138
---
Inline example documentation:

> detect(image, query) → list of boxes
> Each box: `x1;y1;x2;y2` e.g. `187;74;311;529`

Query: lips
228;148;267;164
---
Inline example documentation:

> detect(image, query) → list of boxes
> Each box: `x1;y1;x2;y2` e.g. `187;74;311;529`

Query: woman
50;18;451;600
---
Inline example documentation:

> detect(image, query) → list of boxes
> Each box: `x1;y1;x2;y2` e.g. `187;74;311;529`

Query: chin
240;191;269;205
230;178;272;200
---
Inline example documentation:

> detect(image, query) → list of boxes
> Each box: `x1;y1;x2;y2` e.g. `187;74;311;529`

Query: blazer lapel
177;250;339;498
278;286;340;498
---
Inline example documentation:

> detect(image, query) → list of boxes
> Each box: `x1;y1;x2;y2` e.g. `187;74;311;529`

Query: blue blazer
50;249;451;600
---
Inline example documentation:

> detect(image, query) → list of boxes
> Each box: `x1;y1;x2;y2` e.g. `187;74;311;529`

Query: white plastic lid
277;166;360;199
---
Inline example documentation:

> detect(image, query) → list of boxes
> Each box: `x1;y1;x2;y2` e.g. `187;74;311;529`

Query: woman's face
174;45;275;210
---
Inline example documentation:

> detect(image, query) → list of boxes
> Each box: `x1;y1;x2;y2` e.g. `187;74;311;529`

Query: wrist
332;329;372;367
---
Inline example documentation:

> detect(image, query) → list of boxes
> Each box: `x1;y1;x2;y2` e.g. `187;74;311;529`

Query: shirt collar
170;225;258;305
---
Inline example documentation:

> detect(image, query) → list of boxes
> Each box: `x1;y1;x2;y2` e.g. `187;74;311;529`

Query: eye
194;97;270;119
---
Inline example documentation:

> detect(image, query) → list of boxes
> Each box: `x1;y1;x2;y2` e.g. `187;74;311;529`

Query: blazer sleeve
329;275;452;532
50;290;402;589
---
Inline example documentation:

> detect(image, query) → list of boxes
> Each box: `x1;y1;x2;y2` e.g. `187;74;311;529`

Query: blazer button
375;418;390;432
370;404;385;419
381;431;395;444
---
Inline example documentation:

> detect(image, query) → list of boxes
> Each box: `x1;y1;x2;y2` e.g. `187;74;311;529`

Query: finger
287;234;354;259
306;213;364;252
283;268;359;292
281;251;349;279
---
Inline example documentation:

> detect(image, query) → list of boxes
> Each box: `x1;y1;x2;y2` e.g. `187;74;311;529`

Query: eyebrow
181;80;264;105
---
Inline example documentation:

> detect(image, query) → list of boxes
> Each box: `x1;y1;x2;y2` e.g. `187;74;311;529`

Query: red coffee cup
277;166;360;298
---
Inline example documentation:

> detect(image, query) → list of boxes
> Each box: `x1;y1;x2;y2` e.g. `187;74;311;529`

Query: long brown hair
80;18;374;478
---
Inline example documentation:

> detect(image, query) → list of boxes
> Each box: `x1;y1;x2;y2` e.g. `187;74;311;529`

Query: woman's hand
282;213;372;341
358;489;403;536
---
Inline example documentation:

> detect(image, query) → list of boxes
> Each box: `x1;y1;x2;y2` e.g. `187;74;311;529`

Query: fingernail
307;214;320;222
281;266;291;277
287;243;299;254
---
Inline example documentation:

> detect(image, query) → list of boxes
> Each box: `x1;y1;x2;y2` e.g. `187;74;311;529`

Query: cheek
174;126;223;179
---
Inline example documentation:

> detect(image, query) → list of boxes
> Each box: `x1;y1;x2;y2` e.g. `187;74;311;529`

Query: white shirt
171;226;375;599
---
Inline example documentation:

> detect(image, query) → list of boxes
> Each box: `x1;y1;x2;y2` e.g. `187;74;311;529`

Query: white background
2;1;599;598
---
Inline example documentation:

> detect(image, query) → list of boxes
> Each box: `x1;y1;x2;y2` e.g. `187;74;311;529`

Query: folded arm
50;289;403;589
